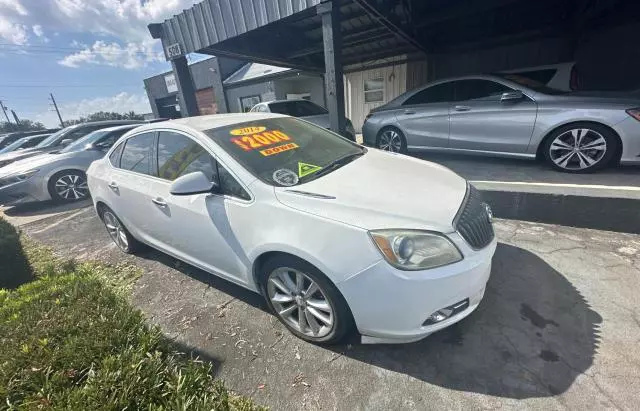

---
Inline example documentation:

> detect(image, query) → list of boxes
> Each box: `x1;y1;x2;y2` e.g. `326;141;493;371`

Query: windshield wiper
305;150;365;181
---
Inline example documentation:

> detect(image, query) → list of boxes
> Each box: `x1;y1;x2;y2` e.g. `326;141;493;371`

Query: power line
0;84;141;88
0;43;159;57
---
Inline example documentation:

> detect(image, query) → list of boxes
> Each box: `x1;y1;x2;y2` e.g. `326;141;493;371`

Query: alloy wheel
549;128;607;171
378;130;402;152
54;174;89;201
267;267;334;338
102;211;129;251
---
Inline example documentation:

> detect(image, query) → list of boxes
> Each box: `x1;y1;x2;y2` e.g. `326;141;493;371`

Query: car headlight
370;229;463;270
0;169;40;186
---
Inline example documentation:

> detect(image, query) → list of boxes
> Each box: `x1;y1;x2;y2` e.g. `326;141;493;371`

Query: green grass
0;218;261;410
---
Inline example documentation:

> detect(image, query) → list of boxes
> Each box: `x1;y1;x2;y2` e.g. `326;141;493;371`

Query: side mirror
60;139;73;146
170;171;218;196
500;91;524;102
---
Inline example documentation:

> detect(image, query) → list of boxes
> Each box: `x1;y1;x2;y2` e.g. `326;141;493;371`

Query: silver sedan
0;124;139;206
362;74;640;172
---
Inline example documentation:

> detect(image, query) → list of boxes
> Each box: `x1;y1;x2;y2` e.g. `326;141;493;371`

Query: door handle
108;182;119;191
151;197;167;208
403;110;416;115
454;105;471;112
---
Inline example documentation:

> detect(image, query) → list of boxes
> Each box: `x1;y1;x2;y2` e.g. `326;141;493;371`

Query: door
103;131;158;243
448;79;538;153
145;130;253;283
395;82;455;148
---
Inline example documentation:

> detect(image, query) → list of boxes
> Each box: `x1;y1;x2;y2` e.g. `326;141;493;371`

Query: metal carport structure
149;0;639;135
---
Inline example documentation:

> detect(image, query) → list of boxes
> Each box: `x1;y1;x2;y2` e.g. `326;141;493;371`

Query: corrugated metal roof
224;62;293;85
160;0;323;56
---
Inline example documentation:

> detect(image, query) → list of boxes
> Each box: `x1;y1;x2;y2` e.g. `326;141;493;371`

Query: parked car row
362;73;640;173
0;120;147;205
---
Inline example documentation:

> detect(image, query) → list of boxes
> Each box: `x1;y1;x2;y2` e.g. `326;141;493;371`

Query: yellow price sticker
230;126;266;136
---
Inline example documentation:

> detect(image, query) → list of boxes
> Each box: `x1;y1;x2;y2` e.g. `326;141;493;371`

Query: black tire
48;170;90;203
376;126;407;153
98;205;143;254
542;122;619;173
259;255;353;344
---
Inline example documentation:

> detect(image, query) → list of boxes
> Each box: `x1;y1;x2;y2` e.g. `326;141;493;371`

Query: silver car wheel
549;128;607;170
54;174;89;200
379;130;402;152
102;211;129;251
267;267;334;338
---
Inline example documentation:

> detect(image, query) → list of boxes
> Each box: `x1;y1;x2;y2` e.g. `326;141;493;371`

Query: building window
364;78;384;103
239;95;261;112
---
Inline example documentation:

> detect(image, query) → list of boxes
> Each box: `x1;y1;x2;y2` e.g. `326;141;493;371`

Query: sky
0;0;205;127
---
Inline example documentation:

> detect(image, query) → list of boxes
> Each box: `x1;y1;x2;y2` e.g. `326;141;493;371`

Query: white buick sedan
87;113;496;344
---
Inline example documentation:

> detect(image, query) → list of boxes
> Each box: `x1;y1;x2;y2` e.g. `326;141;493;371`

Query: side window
96;129;128;150
454;80;512;101
403;82;455;105
109;142;125;167
120;132;154;175
157;131;217;182
218;165;251;200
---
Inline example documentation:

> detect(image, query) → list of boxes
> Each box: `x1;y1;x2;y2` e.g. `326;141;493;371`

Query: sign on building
165;43;183;59
165;74;178;94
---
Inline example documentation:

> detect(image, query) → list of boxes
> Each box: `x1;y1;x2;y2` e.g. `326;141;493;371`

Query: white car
87;113;496;344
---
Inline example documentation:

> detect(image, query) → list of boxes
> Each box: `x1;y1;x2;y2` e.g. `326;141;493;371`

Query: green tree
0;119;46;132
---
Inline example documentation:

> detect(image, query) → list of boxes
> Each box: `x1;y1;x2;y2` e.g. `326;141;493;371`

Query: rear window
509;69;556;85
268;101;328;117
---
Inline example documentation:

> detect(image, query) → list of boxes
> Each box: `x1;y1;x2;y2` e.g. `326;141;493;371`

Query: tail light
626;108;640;122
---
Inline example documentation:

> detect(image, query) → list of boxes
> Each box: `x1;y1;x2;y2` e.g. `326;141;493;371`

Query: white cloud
58;39;163;69
2;0;200;42
35;92;151;127
0;19;28;44
31;23;49;42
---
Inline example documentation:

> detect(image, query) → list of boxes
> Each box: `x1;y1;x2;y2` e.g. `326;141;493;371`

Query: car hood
0;150;99;177
274;149;467;232
542;91;640;106
0;146;56;165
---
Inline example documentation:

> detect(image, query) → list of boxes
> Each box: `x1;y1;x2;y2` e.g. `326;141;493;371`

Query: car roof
66;120;143;130
136;113;289;133
94;123;142;133
264;99;311;104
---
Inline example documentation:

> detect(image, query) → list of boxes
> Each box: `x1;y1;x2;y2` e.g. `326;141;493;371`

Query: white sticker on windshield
272;169;299;186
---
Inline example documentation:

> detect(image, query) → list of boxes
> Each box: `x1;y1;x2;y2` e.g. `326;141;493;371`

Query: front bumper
615;117;640;165
337;233;497;344
0;178;49;206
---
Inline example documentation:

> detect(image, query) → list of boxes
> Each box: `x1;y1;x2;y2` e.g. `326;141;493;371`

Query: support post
171;56;199;117
210;58;229;114
318;1;346;136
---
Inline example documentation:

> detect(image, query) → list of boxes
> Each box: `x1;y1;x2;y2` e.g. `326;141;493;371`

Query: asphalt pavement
5;201;640;410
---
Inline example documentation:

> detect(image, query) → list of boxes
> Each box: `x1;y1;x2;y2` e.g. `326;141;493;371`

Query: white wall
345;62;407;132
275;75;325;106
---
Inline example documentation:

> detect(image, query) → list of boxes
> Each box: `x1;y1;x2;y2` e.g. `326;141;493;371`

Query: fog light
423;299;470;326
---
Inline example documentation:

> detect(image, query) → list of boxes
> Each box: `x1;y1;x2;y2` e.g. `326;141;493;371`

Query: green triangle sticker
298;162;322;177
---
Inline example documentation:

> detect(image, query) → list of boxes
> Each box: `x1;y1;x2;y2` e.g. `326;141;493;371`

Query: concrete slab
15;208;640;410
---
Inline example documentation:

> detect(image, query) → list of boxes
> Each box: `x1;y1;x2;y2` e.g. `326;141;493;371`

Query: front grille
455;185;494;249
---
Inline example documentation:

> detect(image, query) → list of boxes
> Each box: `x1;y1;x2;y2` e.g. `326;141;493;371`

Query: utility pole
11;110;20;124
0;100;12;126
49;93;64;127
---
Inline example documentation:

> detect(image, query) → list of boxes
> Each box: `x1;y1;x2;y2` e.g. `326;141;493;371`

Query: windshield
60;129;109;153
495;73;567;95
204;117;363;187
0;136;40;154
268;101;328;117
36;128;69;148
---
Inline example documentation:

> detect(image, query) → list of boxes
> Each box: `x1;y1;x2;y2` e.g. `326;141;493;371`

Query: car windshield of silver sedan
36;128;67;148
204;117;364;187
59;130;109;153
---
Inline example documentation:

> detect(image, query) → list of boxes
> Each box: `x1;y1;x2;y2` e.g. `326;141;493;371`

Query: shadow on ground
332;243;603;399
0;218;32;288
137;247;268;312
2;199;91;217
